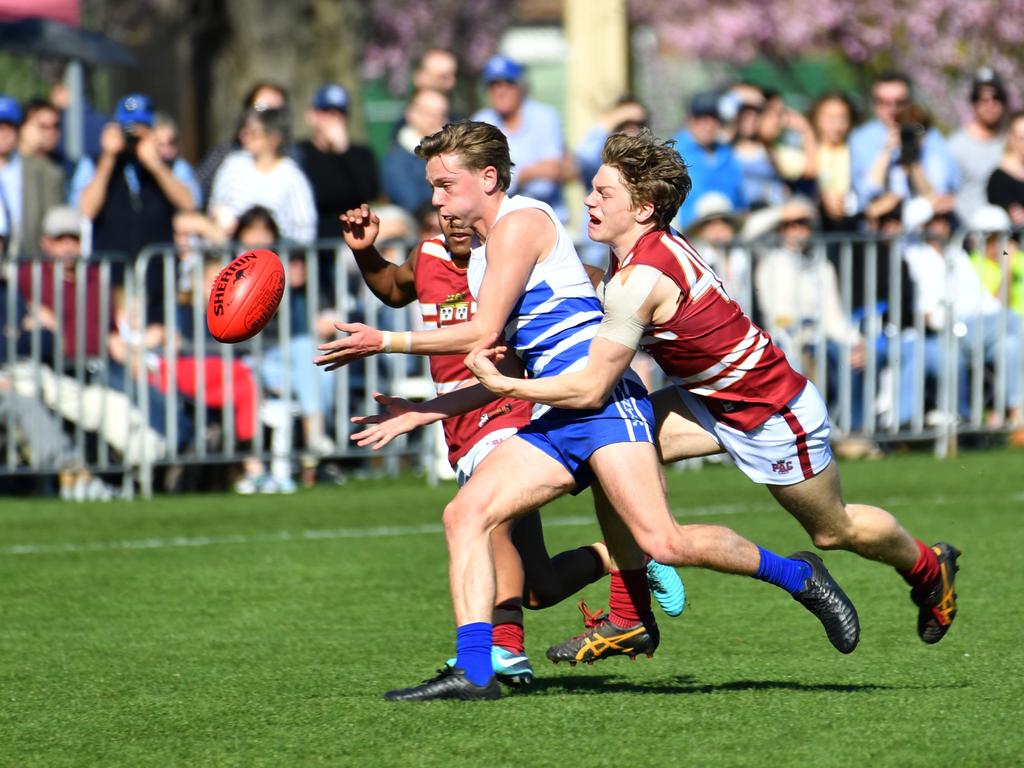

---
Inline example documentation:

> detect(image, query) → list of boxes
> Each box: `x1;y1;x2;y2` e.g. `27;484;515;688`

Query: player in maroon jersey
466;129;960;649
338;203;684;685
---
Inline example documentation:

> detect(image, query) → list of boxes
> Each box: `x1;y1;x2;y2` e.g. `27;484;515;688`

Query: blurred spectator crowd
1;50;1023;497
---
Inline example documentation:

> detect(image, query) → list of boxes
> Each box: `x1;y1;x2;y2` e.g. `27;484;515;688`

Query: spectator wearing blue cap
671;91;747;230
294;83;378;240
0;94;65;258
70;94;197;321
472;54;571;221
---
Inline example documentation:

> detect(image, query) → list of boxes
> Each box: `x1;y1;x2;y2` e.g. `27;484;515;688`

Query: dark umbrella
0;17;136;65
0;17;136;160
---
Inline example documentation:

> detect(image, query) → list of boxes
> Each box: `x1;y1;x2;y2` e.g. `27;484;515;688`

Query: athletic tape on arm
595;265;663;349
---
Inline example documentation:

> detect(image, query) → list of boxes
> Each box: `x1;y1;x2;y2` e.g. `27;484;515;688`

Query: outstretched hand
464;334;509;394
350;392;428;450
339;204;381;251
314;322;383;370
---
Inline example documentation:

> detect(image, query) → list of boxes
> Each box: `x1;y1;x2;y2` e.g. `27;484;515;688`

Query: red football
207;249;285;343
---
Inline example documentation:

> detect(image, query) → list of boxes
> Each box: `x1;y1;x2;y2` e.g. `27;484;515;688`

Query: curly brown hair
415;120;513;191
600;129;691;229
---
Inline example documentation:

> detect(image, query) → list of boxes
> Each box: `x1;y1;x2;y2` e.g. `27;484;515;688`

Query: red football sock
900;539;939;591
608;568;650;628
492;600;525;654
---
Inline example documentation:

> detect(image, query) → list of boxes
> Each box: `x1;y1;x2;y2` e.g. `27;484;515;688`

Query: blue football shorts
516;376;654;494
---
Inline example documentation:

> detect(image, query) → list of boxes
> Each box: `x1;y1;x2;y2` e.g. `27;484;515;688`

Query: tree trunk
209;0;368;146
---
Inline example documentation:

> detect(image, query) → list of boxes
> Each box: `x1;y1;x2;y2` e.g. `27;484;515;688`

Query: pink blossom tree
363;0;514;92
630;0;1024;123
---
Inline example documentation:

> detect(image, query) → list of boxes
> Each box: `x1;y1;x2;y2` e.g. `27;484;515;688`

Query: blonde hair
601;129;691;229
415;120;513;191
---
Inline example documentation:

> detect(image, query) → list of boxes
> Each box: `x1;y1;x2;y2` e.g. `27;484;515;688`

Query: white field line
0;493;988;557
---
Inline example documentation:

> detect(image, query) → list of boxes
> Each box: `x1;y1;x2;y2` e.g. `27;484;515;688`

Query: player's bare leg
767;461;918;567
651;386;724;463
544;478;663;666
653;384;958;645
590;441;760;573
546;440;859;663
768;462;961;643
385;438;574;701
443;438;575;625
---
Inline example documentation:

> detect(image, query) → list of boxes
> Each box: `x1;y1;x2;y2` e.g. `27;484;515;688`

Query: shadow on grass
521;674;965;696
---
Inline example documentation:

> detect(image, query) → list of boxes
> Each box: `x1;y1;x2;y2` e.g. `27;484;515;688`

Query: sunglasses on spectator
874;96;909;107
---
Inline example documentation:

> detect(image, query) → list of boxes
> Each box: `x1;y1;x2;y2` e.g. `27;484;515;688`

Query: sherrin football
207;248;285;343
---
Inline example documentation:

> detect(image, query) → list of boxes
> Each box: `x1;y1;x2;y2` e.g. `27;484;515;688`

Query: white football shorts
676;381;833;486
455;427;520;487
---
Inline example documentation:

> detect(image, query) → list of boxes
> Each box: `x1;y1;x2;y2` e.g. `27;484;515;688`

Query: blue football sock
754;547;812;595
455;622;493;687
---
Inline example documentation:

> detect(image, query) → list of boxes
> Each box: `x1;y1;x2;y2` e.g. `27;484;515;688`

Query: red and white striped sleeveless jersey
610;229;807;431
413;238;531;465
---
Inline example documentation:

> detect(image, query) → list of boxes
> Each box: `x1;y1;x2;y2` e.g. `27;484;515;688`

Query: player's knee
640;537;686;567
442;497;476;537
809;526;850;550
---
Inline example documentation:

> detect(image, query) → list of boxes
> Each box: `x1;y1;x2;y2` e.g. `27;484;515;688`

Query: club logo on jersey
478;402;513;428
439;292;471;326
771;459;793;474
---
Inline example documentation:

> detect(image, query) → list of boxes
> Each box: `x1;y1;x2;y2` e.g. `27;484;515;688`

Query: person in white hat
754;197;864;383
685;191;751;306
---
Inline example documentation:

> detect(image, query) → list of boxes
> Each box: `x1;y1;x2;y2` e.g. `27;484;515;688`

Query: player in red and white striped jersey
467;130;960;647
338;204;666;685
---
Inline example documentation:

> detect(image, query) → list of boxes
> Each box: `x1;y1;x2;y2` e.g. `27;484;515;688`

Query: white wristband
381;331;411;353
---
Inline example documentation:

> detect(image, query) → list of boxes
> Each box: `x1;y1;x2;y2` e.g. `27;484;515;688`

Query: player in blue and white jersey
316;121;858;701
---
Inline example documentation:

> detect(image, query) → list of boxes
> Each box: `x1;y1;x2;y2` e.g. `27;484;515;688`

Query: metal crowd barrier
712;228;1024;456
4;240;432;498
2;230;1021;496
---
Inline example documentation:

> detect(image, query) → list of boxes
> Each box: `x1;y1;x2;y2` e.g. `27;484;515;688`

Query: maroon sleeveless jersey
610;229;807;431
413;238;531;465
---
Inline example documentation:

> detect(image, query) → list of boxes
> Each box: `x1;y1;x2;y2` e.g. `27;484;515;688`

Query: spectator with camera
71;94;198;321
849;72;959;218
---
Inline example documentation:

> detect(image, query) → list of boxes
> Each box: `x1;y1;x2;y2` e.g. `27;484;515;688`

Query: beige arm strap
595;265;662;349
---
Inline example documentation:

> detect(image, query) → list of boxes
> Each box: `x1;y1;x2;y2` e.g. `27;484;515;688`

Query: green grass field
2;449;1022;767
